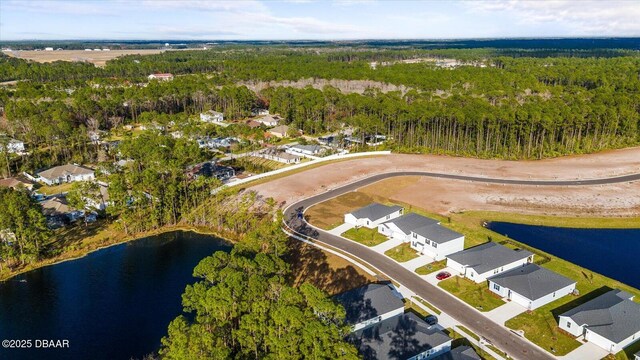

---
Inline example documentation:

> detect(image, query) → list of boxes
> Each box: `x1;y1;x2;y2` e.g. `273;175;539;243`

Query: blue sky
1;0;639;41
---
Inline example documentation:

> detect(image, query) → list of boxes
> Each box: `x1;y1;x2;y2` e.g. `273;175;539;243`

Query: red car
436;271;451;280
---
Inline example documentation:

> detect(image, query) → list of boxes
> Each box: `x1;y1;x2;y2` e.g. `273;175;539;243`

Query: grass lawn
612;338;640;360
438;276;505;312
384;243;419;263
38;182;75;195
305;191;386;230
341;227;388;247
446;327;496;360
415;260;447;275
405;300;431;317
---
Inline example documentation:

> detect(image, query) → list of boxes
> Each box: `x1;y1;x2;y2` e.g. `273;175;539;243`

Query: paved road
282;171;640;360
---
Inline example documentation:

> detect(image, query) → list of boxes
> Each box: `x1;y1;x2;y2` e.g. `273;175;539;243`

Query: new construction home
446;242;534;283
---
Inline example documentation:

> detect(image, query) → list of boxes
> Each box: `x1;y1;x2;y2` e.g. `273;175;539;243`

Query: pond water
486;222;640;289
0;231;232;360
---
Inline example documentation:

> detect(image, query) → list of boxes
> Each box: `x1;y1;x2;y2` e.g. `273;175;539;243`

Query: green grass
341;227;388;247
405;300;431;317
446;327;496;360
39;182;75;195
384;243;419;263
456;325;480;341
415;260;447;275
613;338;640;360
411;296;441;315
438;276;505;312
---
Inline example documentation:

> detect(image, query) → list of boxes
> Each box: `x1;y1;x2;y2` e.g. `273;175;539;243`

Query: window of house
493;283;500;291
553;292;556;297
413;233;417;239
432;242;437;248
566;322;571;328
386;215;390;220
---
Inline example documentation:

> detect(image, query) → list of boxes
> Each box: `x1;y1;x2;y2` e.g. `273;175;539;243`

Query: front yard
384;243;419;263
438;276;504;312
38;182;75;195
341;227;388;247
415;260;447;275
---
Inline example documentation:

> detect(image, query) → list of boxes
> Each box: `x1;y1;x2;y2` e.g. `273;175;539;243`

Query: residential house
378;213;438;242
37;164;95;186
258;148;301;164
269;125;290;138
41;198;84;228
446;242;534;283
0;135;25;154
487;263;576;310
409;223;465;260
255;114;281;127
186;161;235;181
246;120;263;129
345;203;403;229
252;108;270;116
200;110;226;125
558;289;640;353
634;351;640;360
0;176;36;191
285;144;323;157
148;73;174;81
85;184;110;211
87;131;103;144
0;229;16;245
432;346;481;360
349;312;452;360
333;283;405;331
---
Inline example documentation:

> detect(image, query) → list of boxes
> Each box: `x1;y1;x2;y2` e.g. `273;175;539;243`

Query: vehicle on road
436;271;451;280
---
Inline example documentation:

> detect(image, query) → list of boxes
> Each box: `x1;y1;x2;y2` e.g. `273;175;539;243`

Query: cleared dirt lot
3;49;166;67
250;147;640;217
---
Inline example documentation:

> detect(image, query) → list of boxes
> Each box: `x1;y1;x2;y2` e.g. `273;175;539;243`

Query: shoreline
0;224;238;283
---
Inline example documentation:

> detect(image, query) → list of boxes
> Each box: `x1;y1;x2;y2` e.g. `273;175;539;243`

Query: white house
333;283;405;332
200;110;225;125
635;351;640;360
488;263;576;310
285;144;323;157
350;312;453;360
409;223;465;261
37;164;95;186
345;203;403;229
446;242;534;283
255;114;281;127
269;125;290;138
148;73;174;81
558;289;640;353
84;184;110;211
0;136;25;154
378;213;438;242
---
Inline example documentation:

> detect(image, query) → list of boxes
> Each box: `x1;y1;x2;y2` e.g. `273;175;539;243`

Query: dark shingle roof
634;350;640;360
334;283;404;326
560;289;640;343
446;242;533;274
413;223;463;244
350;203;403;222
489;264;575;301
350;312;452;360
383;213;439;234
432;346;481;360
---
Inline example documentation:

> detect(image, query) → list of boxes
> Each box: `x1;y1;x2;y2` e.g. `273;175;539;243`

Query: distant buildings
37;164;95;186
0;135;25;154
148;73;174;81
0;176;36;191
255;114;281;127
268;125;290;138
257;148;301;164
285;144;323;157
186;161;235;181
200;110;225;125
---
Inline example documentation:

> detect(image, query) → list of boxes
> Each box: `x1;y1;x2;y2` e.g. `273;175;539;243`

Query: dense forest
1;46;639;164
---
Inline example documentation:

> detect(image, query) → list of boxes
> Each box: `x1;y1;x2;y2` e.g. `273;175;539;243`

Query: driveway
401;255;434;272
485;301;526;325
370;237;403;253
423;266;456;286
327;222;354;236
559;341;608;360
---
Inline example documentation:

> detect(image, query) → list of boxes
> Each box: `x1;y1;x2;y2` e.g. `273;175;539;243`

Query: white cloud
468;0;640;36
1;0;119;15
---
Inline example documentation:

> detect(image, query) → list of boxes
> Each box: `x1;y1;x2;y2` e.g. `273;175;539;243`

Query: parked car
425;315;438;326
436;271;451;280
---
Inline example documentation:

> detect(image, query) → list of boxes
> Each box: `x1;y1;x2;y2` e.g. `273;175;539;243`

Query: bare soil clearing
3;49;166;67
250;147;640;217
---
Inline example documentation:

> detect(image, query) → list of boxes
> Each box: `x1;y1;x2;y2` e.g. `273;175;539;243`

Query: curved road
282;171;640;360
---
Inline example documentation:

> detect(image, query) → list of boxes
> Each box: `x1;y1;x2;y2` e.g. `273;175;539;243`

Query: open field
3;49;166;67
250;147;640;217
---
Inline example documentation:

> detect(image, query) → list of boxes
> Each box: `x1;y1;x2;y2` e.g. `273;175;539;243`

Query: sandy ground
250;147;640;217
3;49;166;67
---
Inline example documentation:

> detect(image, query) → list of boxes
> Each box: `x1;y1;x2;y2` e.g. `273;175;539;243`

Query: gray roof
432;346;481;360
350;312;452;360
634;351;640;360
489;264;575;301
334;283;404;326
383;213;439;234
446;242;534;275
560;289;640;343
37;164;94;180
291;144;322;153
350;203;403;222
413;223;463;244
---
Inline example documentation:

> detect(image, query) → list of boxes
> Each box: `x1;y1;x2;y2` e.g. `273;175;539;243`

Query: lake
0;231;232;360
487;222;640;289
